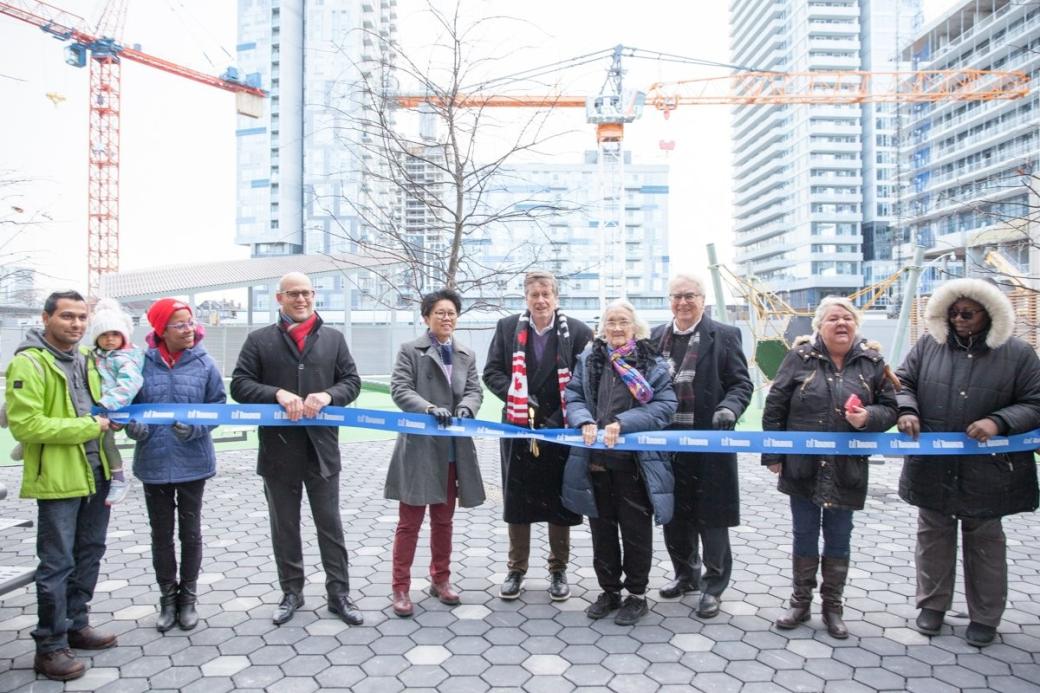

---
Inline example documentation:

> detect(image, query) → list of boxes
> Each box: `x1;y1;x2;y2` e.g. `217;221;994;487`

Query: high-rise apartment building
899;0;1040;294
729;0;921;309
234;0;396;309
470;151;671;312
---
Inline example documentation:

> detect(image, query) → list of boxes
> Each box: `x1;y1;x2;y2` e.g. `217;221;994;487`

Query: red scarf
158;341;185;369
282;312;318;353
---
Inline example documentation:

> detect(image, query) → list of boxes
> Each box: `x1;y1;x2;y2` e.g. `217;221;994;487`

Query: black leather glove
455;406;473;419
172;422;194;442
526;394;540;411
712;408;737;430
125;421;150;441
428;407;453;426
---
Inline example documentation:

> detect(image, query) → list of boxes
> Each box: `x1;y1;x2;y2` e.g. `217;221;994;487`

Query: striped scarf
607;339;654;404
506;310;573;426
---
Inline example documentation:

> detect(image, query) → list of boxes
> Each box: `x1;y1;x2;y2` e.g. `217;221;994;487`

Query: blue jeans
790;495;853;559
33;467;111;653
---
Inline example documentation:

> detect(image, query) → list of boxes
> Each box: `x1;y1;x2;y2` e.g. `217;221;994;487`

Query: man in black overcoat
231;272;363;626
651;273;752;618
483;271;593;601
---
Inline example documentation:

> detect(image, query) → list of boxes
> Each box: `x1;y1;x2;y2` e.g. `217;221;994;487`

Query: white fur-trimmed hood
924;278;1015;348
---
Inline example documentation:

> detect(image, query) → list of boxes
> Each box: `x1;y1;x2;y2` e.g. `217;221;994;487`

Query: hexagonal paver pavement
1;441;1039;691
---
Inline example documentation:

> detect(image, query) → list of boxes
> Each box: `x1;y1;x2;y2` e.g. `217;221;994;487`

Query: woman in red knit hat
125;298;225;633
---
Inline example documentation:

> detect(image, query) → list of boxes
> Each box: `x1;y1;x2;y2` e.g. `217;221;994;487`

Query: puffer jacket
762;335;898;510
131;336;225;485
897;278;1040;519
561;339;678;524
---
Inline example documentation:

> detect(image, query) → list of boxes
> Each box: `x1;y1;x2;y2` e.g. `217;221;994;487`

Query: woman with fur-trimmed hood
896;278;1040;648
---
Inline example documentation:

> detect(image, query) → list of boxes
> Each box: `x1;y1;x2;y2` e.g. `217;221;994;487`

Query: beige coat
384;334;485;507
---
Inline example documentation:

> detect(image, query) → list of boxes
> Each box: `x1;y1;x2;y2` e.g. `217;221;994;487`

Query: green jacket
6;344;109;499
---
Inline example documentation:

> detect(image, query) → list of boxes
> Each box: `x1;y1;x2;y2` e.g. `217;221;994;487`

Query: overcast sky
0;0;958;296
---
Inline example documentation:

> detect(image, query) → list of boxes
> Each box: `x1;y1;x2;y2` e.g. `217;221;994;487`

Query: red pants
392;464;458;592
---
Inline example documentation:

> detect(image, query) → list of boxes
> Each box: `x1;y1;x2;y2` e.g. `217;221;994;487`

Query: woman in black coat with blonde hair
763;296;897;639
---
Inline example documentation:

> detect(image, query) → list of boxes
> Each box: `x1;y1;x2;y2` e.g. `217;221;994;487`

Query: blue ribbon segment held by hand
98;403;1040;457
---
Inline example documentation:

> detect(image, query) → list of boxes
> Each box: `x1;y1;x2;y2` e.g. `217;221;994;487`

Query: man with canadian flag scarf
484;271;593;601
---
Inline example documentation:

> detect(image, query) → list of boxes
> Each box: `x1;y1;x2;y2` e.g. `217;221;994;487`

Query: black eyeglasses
948;308;985;321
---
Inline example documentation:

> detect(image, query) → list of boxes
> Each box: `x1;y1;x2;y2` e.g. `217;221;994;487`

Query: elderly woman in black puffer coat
896;278;1040;648
561;299;677;627
763;296;898;639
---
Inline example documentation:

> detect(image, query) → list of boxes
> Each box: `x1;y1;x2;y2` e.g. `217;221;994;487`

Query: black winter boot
156;582;178;632
820;557;850;639
775;555;818;629
176;581;199;630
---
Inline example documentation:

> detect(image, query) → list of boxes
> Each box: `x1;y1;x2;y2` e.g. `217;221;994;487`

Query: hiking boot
33;649;84;681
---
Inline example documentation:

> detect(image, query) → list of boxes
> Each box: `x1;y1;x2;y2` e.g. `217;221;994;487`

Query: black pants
588;465;653;595
264;469;351;598
663;454;733;596
143;479;206;586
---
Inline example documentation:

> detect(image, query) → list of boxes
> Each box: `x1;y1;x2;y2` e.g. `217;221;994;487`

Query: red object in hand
844;394;862;412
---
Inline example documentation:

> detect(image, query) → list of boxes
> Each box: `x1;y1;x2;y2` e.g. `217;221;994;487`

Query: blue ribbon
98;403;1040;457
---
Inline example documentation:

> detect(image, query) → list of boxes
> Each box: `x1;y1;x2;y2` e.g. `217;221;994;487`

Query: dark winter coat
650;318;753;527
483;313;593;525
896;278;1040;519
230;315;362;479
761;335;898;511
561;339;678;524
132;340;226;485
385;334;485;508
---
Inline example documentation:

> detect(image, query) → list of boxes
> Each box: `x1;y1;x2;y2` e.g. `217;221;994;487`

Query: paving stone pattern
0;441;1039;691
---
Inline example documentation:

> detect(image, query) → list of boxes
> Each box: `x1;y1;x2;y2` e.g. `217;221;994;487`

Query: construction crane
397;45;1029;311
0;0;266;297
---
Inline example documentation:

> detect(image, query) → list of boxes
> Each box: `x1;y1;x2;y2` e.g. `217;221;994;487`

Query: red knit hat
146;298;191;333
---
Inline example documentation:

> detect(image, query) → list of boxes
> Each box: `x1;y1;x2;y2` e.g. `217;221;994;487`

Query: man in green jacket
6;290;116;681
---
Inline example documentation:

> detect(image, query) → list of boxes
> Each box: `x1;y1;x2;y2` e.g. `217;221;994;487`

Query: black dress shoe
499;571;525;600
659;577;698;599
914;608;944;636
964;621;996;647
329;593;364;626
697;593;721;619
549;571;570;601
272;593;304;625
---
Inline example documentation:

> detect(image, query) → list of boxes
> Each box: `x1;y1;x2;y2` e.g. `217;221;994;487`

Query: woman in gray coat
896;278;1040;647
384;289;484;618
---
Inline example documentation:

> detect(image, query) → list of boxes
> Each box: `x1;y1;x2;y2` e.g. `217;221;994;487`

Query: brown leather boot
820;556;850;639
391;590;413;617
429;581;460;605
67;625;117;650
34;649;85;681
775;555;818;630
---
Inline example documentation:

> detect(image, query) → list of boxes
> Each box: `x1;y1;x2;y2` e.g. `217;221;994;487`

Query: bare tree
0;172;46;305
321;1;584;311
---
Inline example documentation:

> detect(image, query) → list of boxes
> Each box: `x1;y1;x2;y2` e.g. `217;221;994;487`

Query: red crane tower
0;0;266;296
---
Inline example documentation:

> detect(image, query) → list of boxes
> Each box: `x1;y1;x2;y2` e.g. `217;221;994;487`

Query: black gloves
125;421;150;441
526;394;540;411
428;407;453;426
172;422;194;442
455;406;473;419
712;408;737;430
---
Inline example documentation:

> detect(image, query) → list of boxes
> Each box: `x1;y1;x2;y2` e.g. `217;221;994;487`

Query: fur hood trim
924;278;1015;348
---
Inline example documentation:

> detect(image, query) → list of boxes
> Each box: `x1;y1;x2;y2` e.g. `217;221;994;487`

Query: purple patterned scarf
607;339;654;404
